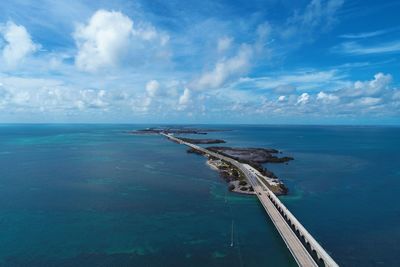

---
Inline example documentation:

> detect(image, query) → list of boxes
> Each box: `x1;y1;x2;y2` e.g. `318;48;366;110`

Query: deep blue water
0;124;399;266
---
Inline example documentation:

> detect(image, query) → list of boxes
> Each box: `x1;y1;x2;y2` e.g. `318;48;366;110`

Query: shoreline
206;159;256;195
191;147;289;195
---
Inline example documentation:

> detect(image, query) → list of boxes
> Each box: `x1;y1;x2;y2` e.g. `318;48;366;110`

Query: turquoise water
0;125;399;266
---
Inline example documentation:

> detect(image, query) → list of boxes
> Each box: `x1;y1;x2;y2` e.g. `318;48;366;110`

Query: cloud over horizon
73;9;169;72
1;21;39;68
0;0;399;124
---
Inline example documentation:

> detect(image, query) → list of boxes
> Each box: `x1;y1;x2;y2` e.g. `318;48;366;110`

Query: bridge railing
259;182;338;267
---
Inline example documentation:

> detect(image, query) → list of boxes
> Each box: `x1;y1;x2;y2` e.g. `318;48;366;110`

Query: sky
0;0;399;124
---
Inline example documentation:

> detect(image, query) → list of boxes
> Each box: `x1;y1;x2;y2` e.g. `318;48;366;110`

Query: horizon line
0;122;399;127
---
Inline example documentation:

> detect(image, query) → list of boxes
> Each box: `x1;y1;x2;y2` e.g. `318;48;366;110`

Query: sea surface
0;124;399;266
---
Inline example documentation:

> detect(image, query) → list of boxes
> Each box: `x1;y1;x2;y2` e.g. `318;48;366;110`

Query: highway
161;133;339;267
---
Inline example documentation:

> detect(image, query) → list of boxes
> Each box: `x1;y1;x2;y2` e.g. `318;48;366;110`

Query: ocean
0;124;399;266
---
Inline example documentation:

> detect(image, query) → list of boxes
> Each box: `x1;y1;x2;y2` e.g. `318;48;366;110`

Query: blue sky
0;0;399;124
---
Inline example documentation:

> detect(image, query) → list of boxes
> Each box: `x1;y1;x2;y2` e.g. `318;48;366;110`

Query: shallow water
0;124;399;266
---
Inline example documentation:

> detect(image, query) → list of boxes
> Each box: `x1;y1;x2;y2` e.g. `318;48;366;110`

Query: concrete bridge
161;133;339;267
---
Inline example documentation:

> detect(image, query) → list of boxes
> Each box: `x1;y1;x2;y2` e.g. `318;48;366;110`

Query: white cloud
339;28;397;39
278;95;286;102
1;21;38;68
76;89;108;109
193;44;253;90
135;96;152;112
0;74;112;113
297;92;310;104
74;10;134;72
334;41;400;55
179;88;191;106
146;80;159;97
73;10;169;72
317;91;339;103
341;72;392;97
357;97;382;106
190;22;271;91
367;73;392;93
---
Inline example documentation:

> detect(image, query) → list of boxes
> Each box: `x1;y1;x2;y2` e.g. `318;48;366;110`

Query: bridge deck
244;165;317;266
161;133;338;267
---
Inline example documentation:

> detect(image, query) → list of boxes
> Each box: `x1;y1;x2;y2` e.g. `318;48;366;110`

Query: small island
130;127;226;135
179;138;226;144
186;146;291;195
207;147;293;163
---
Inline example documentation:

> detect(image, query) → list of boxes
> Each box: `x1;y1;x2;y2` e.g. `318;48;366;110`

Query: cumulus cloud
278;95;286;102
75;89;108;110
0;21;38;68
297;92;310;105
1;69;398;121
74;10;133;71
131;96;153;113
146;80;159;97
74;10;168;72
134;79;162;113
255;72;398;117
0;75;112;113
340;72;392;97
179;88;191;106
317;91;339;103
